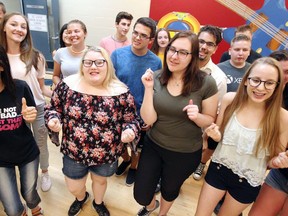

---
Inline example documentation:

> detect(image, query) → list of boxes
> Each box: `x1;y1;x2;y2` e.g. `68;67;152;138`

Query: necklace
112;35;127;50
112;35;127;43
70;46;86;54
172;78;182;87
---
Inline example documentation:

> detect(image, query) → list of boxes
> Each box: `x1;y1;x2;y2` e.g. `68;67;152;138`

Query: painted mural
149;0;288;62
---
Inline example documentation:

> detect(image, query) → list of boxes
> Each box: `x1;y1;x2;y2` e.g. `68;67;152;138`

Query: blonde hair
79;46;127;89
220;57;284;159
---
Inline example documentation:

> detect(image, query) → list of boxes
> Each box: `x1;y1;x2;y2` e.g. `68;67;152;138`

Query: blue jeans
0;157;41;216
265;169;288;194
62;155;118;179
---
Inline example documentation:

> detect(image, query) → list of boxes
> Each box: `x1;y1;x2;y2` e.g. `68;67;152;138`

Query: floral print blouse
45;81;140;166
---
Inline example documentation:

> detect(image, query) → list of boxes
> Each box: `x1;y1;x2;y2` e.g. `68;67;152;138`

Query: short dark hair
269;50;288;62
230;34;251;46
115;11;133;24
198;25;223;45
133;17;157;39
235;24;252;35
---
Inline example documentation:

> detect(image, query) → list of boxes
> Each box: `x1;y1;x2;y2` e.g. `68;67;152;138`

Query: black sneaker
115;160;131;176
137;200;160;216
92;200;110;216
126;168;136;186
68;192;89;216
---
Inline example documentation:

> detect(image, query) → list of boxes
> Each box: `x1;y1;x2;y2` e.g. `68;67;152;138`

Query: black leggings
134;136;201;205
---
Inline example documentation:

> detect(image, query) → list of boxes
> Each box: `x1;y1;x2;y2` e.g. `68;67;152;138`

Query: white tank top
212;112;269;187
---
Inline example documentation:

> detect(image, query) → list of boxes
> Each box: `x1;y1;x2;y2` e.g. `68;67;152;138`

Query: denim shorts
265;169;288;194
205;161;261;204
62;155;118;179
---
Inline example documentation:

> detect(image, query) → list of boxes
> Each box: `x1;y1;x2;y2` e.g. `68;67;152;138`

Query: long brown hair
0;12;43;74
220;57;284;158
160;31;205;96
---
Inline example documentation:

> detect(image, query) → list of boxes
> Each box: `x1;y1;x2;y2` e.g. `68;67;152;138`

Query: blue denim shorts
265;169;288;194
62;155;118;179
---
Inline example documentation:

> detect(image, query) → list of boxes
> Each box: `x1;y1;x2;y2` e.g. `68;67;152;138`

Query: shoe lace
195;163;205;174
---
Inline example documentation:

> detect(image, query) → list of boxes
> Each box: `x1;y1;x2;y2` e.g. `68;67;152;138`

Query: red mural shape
149;0;288;62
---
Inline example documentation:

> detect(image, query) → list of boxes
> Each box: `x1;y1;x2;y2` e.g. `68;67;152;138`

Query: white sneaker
41;172;52;192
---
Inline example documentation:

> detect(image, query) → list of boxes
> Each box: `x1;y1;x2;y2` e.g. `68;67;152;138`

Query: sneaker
213;199;223;215
137;200;160;216
115;160;131;176
192;163;206;180
68;192;89;216
154;179;161;194
126;168;136;186
41;172;52;192
92;200;110;216
213;199;243;216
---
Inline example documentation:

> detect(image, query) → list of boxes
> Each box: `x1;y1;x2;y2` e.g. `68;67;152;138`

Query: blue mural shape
218;0;288;56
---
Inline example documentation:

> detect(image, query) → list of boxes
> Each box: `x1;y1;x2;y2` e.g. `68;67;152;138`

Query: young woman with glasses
45;46;140;216
134;31;218;216
195;57;288;216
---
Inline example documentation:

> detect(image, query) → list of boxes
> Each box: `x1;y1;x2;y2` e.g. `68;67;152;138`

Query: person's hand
21;97;37;122
272;151;288;168
205;123;221;141
141;123;151;131
183;99;199;121
141;68;154;89
47;118;61;132
121;128;135;143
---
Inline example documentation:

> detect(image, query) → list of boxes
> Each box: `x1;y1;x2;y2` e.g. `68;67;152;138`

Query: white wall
2;0;151;47
58;0;151;46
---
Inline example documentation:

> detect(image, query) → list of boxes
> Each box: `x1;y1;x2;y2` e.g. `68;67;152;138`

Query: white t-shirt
8;53;45;106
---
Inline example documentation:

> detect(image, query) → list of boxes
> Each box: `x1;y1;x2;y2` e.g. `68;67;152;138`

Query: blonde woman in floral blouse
45;46;140;216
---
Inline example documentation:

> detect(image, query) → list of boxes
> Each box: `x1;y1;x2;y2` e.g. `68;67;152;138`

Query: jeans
31;103;49;170
0;157;41;216
62;155;118;179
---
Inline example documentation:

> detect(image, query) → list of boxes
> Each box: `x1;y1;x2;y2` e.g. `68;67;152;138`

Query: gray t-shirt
53;47;83;78
217;60;251;92
148;70;218;153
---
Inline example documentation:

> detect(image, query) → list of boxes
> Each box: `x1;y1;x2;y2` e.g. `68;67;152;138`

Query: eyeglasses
82;59;106;67
132;31;150;40
199;39;216;48
247;77;279;90
167;46;192;59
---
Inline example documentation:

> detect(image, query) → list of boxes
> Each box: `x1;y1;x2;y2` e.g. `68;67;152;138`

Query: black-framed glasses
199;39;216;48
82;59;106;67
247;77;279;90
167;46;192;59
132;31;150;40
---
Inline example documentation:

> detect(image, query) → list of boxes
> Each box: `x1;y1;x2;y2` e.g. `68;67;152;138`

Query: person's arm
53;61;61;85
37;55;53;98
183;93;218;128
38;78;52;98
205;92;235;141
140;69;157;125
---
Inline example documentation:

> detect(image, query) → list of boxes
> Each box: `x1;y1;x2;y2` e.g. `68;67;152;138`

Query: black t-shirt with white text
0;79;39;167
